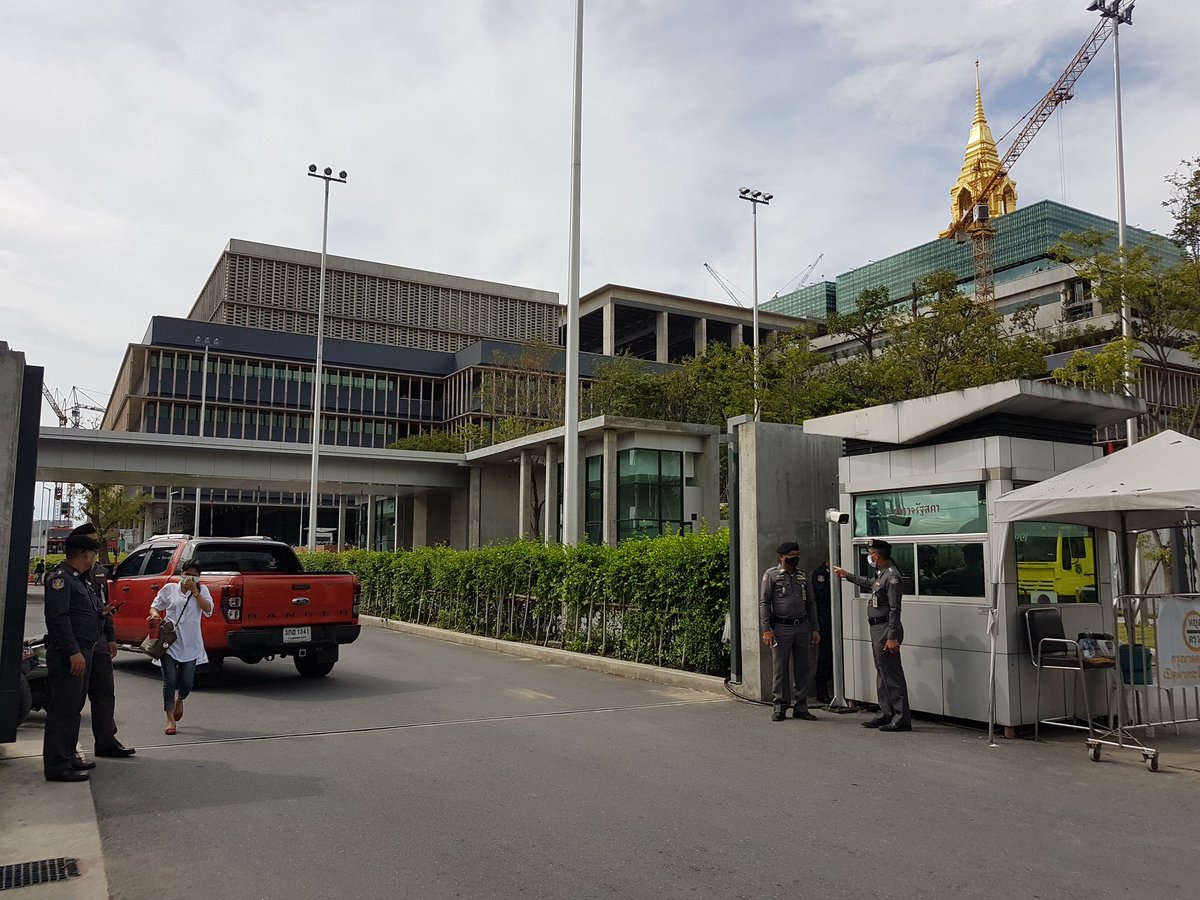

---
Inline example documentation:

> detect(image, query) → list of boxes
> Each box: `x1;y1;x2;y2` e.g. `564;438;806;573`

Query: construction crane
703;263;751;308
773;253;825;300
945;3;1130;305
68;387;107;429
41;385;68;427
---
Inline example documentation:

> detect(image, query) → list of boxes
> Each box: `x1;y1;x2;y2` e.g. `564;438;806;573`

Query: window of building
585;455;603;544
617;448;683;540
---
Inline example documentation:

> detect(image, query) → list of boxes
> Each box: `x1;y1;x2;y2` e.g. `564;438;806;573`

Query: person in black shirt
42;524;104;782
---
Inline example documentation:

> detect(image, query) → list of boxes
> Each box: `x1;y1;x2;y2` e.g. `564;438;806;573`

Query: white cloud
2;0;1197;423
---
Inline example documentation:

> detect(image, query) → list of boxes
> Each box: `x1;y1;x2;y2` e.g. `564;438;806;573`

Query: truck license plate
283;627;311;644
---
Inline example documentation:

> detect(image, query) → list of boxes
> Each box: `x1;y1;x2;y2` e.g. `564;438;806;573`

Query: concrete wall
473;466;521;548
734;421;843;702
0;347;40;742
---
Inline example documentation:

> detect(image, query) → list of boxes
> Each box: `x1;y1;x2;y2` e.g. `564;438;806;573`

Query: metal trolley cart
1084;593;1200;772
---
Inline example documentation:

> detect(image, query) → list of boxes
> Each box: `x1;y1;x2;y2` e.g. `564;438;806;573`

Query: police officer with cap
87;559;136;759
42;523;105;781
759;541;820;722
834;538;911;731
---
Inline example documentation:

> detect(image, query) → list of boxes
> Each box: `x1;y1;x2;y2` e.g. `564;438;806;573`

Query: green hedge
297;530;731;677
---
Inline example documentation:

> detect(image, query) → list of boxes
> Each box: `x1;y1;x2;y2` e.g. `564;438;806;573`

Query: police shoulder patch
887;575;900;586
50;577;65;589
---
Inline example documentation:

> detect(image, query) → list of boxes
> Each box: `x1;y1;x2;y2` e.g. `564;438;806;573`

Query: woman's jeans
162;656;197;711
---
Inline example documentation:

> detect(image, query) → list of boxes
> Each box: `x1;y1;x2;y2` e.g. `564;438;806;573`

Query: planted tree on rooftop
826;286;894;361
869;270;1051;401
1053;229;1200;430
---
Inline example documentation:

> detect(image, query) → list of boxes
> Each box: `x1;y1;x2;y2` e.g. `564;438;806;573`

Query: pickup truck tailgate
235;574;358;628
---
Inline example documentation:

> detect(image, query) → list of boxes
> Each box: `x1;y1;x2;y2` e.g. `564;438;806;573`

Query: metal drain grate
0;858;80;891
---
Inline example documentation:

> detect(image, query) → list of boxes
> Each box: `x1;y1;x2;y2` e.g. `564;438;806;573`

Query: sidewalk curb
0;738;109;899
361;615;729;697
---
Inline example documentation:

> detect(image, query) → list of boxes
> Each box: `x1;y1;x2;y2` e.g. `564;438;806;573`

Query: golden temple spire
939;62;1018;238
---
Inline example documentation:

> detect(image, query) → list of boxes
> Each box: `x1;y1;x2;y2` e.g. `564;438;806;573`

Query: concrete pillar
602;301;615;356
543;444;559;544
695;433;721;532
469;467;482;549
602;429;618;546
366;494;376;551
693;317;707;357
518;450;532;538
142;505;153;542
655;311;669;363
393;493;400;550
337;495;347;550
413;492;429;548
730;322;743;348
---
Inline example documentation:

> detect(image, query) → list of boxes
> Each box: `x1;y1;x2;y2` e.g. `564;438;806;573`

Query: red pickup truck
108;536;360;678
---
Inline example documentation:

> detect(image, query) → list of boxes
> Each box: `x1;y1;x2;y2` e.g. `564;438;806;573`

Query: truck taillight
352;581;361;617
221;591;243;622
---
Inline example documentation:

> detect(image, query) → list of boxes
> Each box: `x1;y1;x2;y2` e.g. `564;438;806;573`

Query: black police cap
867;538;892;556
65;523;102;551
777;541;800;555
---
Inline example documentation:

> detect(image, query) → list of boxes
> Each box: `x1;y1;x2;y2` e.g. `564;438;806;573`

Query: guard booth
803;380;1144;728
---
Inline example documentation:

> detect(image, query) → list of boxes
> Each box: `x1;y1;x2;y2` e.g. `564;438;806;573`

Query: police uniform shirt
845;562;904;640
758;565;818;632
44;563;104;655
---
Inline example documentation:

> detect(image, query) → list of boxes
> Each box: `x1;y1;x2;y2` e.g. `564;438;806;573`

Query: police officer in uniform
86;560;136;759
759;542;820;722
42;524;105;782
834;538;911;732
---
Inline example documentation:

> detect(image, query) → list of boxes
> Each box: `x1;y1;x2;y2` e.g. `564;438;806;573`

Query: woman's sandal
165;725;177;735
173;699;184;722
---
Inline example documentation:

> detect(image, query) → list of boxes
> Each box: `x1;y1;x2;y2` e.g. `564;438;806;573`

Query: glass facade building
763;200;1181;318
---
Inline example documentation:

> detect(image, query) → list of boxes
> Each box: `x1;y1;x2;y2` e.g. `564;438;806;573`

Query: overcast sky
4;1;1198;426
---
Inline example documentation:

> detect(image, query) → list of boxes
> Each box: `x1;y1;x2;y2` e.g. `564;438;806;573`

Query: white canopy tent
985;429;1200;743
994;429;1200;537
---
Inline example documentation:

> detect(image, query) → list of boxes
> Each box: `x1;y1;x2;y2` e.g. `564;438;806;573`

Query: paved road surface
20;592;1197;899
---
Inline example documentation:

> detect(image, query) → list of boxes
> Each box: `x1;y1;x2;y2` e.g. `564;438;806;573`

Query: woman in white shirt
148;560;213;735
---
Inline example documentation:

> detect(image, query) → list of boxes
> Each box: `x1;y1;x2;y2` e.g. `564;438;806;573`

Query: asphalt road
21;591;1198;899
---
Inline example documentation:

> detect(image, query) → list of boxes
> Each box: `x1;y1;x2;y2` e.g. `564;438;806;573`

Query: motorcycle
18;636;49;724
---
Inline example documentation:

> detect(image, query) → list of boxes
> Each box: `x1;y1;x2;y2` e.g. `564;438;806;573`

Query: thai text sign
1156;596;1200;687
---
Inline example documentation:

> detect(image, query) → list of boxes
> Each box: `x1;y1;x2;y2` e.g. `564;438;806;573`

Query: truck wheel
17;674;32;724
294;655;336;678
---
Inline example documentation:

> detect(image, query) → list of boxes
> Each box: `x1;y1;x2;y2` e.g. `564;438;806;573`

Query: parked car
108;536;360;677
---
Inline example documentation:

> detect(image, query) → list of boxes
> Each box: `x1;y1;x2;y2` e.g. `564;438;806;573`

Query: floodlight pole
306;164;348;551
1091;0;1136;446
738;187;772;421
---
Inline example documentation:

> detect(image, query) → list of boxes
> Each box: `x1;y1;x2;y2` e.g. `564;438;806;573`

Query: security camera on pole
825;508;852;710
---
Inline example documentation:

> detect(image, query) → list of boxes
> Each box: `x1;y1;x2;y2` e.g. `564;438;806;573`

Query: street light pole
738;187;772;421
306;164;348;551
1089;0;1136;446
193;336;218;536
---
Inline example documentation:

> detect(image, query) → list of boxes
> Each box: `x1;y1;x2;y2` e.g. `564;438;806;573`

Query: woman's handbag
141;592;190;660
140;618;177;660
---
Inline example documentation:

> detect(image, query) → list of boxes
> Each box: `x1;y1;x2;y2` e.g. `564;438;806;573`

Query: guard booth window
1014;521;1098;604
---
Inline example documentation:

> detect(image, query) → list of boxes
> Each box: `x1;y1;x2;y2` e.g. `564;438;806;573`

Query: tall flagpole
562;0;584;546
